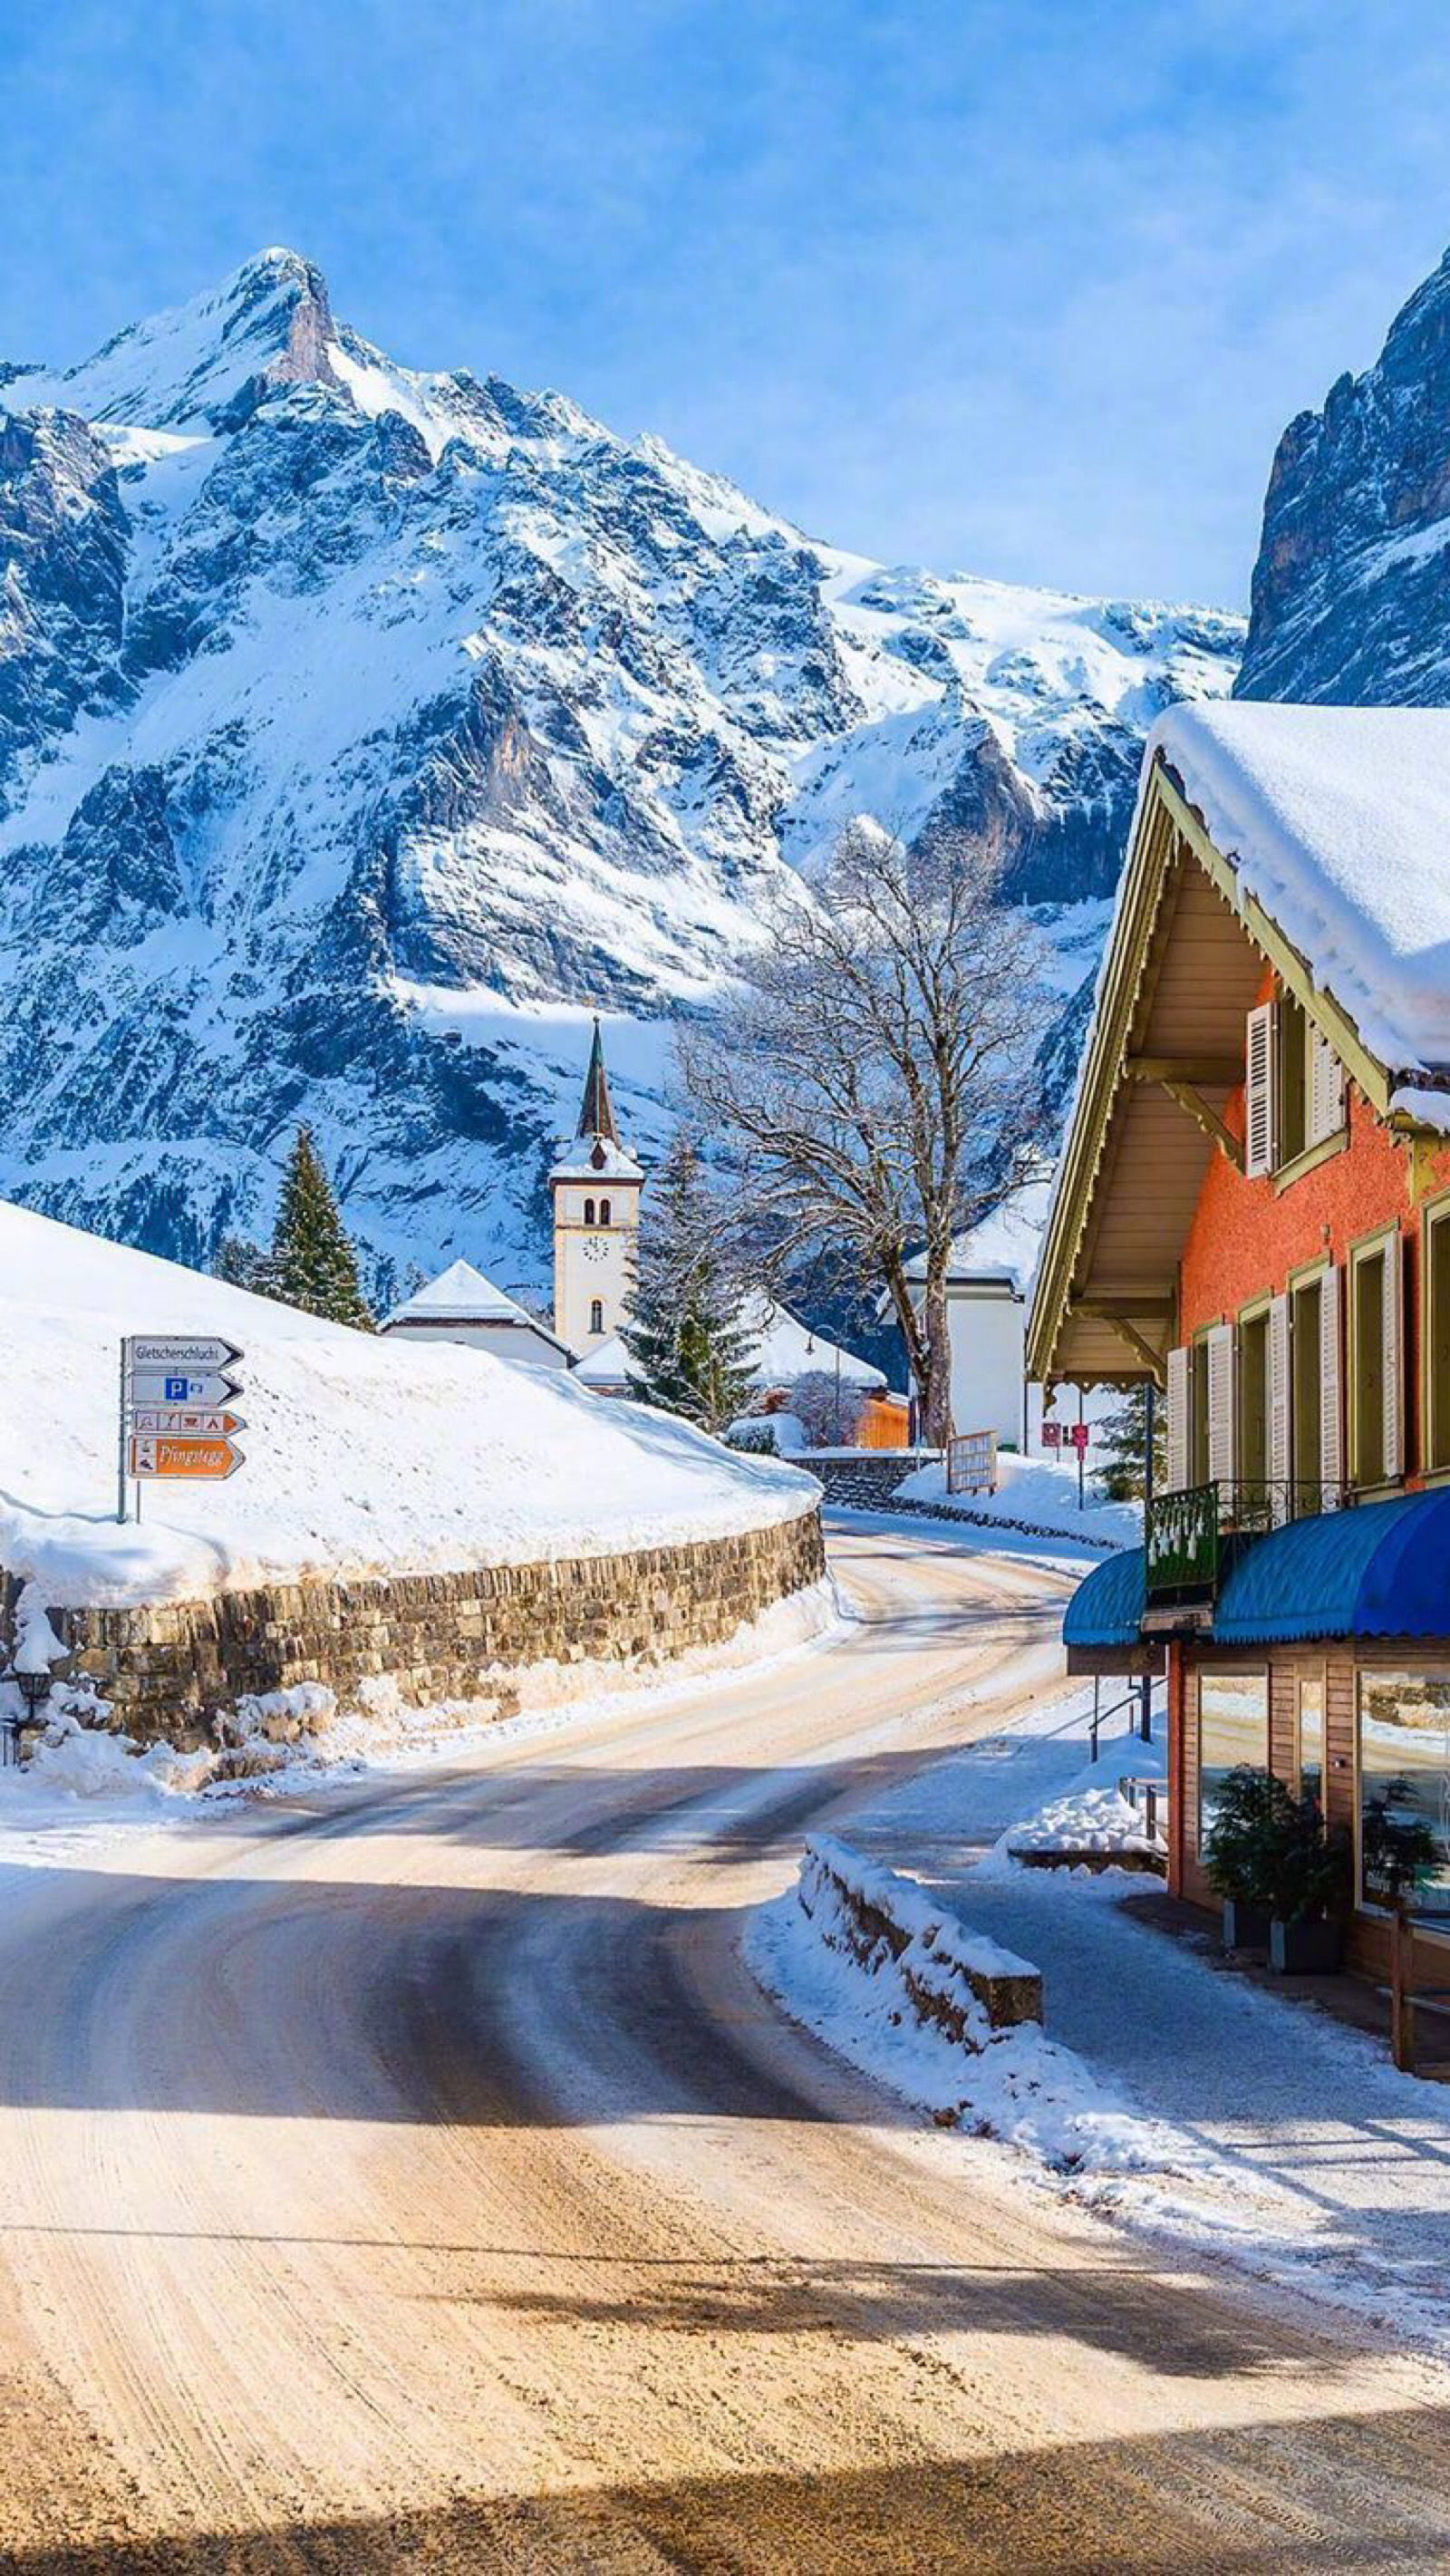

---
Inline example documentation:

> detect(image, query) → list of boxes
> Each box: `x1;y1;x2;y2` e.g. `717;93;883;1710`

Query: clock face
582;1237;608;1264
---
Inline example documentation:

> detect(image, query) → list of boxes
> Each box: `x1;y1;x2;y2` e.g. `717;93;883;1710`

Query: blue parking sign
165;1374;188;1400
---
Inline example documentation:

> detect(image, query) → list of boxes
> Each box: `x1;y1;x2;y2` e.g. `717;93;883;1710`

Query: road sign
1067;1421;1091;1454
130;1407;246;1438
1040;1419;1062;1450
126;1336;244;1373
129;1434;245;1480
128;1369;243;1409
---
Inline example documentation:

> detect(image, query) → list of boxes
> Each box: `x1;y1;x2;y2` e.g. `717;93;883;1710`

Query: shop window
1357;1671;1450;1919
1298;1677;1324;1806
1426;1200;1450;1474
590;1298;604;1336
1198;1671;1269;1850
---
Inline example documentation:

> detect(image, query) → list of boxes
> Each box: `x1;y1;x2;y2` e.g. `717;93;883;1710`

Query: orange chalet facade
1030;702;1450;1989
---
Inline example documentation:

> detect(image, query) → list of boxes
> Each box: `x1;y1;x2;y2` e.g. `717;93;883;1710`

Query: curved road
0;1519;1447;2571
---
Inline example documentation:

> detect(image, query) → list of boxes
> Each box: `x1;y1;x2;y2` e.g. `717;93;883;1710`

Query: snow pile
0;1200;817;1608
749;1838;1203;2179
893;1450;1137;1550
1005;1777;1165;1863
1149;700;1450;1097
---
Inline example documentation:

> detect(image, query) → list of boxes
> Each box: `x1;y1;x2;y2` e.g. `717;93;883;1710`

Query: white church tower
550;1019;643;1357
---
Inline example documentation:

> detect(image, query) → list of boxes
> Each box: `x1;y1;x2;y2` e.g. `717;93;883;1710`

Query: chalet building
1029;701;1450;1986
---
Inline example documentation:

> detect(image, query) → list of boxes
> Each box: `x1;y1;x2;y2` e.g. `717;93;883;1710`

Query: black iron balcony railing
1146;1477;1350;1604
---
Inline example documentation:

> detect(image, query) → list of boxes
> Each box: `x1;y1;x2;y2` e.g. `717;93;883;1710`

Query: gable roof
1028;703;1450;1390
383;1258;567;1350
1150;702;1450;1097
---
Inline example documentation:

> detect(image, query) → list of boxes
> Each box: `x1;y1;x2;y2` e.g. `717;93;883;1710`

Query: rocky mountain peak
1237;239;1450;704
0;255;1241;1301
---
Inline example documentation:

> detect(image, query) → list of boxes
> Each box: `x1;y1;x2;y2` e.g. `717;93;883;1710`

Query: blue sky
5;0;1450;605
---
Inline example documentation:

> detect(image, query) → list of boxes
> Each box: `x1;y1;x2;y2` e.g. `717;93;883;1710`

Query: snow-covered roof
575;1331;635;1387
573;1297;884;1395
740;1293;885;1390
1149;701;1450;1091
382;1257;565;1347
549;1137;645;1183
903;1186;1049;1296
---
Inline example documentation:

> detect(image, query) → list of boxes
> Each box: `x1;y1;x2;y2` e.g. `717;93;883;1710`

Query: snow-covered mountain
1237;244;1450;705
0;249;1242;1299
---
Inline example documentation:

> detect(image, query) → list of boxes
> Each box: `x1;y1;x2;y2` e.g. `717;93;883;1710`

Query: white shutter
1320;1265;1342;1508
1308;1026;1347;1148
1245;1003;1277;1178
1383;1232;1404;1482
1206;1322;1235;1488
1269;1292;1291;1517
1165;1345;1189;1493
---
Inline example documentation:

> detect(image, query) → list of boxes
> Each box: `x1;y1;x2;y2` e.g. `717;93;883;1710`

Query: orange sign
129;1435;244;1480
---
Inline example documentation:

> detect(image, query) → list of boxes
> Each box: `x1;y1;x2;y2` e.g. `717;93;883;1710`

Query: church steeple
575;1014;620;1146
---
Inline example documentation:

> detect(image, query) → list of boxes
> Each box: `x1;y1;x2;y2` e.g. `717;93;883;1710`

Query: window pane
1358;1671;1450;1917
1355;1250;1385;1486
1198;1672;1269;1848
1431;1215;1450;1471
1299;1678;1324;1806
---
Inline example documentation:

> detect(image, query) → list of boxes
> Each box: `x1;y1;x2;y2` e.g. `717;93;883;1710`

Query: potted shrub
1264;1794;1351;1974
1202;1765;1282;1950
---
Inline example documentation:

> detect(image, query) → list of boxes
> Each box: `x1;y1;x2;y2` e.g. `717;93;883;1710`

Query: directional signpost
118;1337;246;1520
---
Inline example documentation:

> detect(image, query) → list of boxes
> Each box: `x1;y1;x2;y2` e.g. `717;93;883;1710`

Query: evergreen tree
268;1126;375;1329
213;1233;277;1297
1097;1381;1166;1504
621;1131;755;1432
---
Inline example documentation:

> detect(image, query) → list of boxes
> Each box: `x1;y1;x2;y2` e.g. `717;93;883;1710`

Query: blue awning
1063;1545;1146;1651
1214;1489;1450;1644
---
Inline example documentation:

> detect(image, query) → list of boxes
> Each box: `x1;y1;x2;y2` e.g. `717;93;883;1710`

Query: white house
381;1258;570;1370
550;1021;644;1359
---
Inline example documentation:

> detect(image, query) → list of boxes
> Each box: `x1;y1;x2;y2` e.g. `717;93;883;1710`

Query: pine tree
1097;1381;1166;1503
213;1233;277;1297
621;1131;755;1433
268;1126;375;1329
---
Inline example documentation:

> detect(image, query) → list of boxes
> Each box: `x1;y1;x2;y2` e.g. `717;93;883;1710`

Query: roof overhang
1027;752;1420;1392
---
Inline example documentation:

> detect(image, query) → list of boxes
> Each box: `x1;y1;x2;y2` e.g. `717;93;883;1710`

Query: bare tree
681;822;1048;1449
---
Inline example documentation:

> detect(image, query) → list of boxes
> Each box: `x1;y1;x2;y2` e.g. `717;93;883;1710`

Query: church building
550;1020;644;1360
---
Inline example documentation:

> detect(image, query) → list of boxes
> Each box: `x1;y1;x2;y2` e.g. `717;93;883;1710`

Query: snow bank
1005;1778;1165;1866
749;1839;1196;2177
893;1450;1137;1550
1149;700;1450;1091
0;1201;817;1608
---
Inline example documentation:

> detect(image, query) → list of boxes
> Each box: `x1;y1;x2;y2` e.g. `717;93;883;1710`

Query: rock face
1237;245;1450;704
0;248;1242;1300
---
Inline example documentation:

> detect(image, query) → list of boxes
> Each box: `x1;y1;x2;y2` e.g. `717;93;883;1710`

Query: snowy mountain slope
0;249;1242;1298
1236;242;1450;706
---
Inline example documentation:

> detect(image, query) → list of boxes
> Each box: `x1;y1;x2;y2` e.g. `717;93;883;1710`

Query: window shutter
1307;1026;1347;1148
1269;1292;1291;1516
1165;1345;1189;1493
1244;1003;1277;1178
1383;1232;1405;1481
1206;1322;1235;1488
1320;1264;1343;1508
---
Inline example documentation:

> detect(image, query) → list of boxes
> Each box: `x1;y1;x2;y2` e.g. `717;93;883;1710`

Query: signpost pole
1140;1381;1156;1742
117;1340;130;1525
1078;1387;1086;1513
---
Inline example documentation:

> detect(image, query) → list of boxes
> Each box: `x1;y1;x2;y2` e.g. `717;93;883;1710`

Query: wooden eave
1027;754;1407;1391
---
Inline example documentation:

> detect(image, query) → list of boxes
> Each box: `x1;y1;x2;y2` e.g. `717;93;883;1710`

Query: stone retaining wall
13;1506;825;1749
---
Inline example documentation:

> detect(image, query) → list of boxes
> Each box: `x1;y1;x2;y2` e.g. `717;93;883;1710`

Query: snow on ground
750;1679;1450;2363
893;1450;1138;1550
0;1200;817;1608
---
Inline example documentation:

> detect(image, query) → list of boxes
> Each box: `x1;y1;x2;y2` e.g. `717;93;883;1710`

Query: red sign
1040;1420;1062;1449
1067;1422;1091;1454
